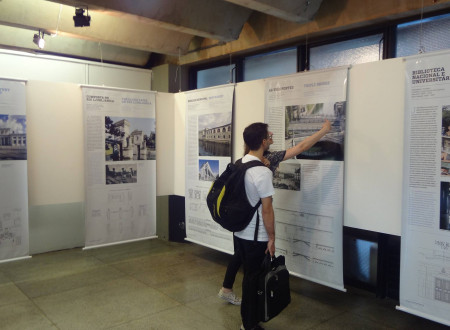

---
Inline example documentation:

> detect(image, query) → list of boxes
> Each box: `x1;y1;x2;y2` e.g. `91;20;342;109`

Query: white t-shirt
234;154;274;241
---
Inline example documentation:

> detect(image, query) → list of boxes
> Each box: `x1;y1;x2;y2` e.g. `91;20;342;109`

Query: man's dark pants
235;235;267;329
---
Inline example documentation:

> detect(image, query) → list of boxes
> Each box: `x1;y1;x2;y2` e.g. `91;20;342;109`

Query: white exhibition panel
26;80;84;206
345;58;405;236
0;78;30;261
398;50;450;327
263;68;348;291
82;86;157;248
155;92;175;196
233;79;266;161
173;92;187;197
184;85;235;254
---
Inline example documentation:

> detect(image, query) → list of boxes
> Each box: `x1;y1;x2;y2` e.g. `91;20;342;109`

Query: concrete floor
0;238;448;330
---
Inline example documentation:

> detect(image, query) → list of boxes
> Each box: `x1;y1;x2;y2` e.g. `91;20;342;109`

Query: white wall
0;50;151;90
233;80;266;161
26;81;86;253
345;58;405;235
27;81;84;205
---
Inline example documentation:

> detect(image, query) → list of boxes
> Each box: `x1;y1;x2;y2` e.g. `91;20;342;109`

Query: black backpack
207;158;265;233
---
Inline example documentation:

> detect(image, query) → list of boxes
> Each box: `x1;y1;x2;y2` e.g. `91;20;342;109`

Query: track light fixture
33;30;45;49
73;7;91;27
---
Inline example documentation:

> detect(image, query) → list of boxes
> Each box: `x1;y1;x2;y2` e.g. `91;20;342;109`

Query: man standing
235;122;275;330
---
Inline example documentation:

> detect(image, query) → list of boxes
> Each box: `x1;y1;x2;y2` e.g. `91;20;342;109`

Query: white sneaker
218;288;242;305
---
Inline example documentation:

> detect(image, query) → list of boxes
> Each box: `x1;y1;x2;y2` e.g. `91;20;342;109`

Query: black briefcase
257;254;291;322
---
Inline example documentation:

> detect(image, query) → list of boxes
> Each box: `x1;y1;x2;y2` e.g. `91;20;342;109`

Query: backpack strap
235;158;265;170
235;158;265;242
253;200;261;242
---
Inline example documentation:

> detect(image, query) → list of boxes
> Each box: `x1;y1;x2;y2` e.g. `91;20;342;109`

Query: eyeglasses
267;134;273;140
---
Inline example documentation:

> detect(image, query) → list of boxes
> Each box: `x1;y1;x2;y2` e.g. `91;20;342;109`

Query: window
190;12;449;90
197;64;235;89
309;34;383;70
396;13;450;57
344;233;378;287
244;48;297;81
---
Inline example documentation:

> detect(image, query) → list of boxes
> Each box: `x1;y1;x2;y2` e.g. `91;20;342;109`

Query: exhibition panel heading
412;67;450;84
85;94;152;105
268;81;331;92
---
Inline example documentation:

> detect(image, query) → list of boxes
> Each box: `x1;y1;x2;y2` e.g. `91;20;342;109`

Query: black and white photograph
198;159;219;181
273;163;301;191
285;102;346;161
105;116;156;161
0;114;27;160
198;113;231;157
106;164;137;185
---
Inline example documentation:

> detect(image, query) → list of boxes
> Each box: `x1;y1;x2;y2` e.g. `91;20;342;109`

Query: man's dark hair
243;122;268;151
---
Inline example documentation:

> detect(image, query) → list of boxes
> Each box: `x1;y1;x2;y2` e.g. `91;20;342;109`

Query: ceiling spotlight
33;30;45;49
73;7;91;27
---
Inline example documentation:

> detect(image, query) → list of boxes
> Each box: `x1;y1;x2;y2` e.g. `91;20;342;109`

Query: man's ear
261;139;268;149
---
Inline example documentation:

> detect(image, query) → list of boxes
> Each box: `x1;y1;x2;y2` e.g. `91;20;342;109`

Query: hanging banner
264;67;348;291
0;78;29;262
82;86;157;248
185;85;235;254
399;50;450;326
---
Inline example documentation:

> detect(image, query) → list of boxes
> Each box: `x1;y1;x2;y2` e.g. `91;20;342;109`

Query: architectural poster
0;78;29;262
399;51;450;326
185;85;235;254
82;86;156;248
264;67;348;291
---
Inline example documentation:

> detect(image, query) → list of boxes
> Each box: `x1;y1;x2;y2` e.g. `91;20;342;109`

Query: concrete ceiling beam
0;25;151;66
0;0;192;55
44;0;253;41
223;0;323;23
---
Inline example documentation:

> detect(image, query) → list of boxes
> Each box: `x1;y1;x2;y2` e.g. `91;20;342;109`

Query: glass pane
343;236;378;286
310;34;383;71
396;14;450;57
197;64;235;89
244;48;297;81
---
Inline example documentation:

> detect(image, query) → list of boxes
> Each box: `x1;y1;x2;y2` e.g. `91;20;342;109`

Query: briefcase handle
261;253;286;271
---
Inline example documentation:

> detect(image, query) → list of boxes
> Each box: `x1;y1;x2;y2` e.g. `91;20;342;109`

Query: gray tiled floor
0;238;448;330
